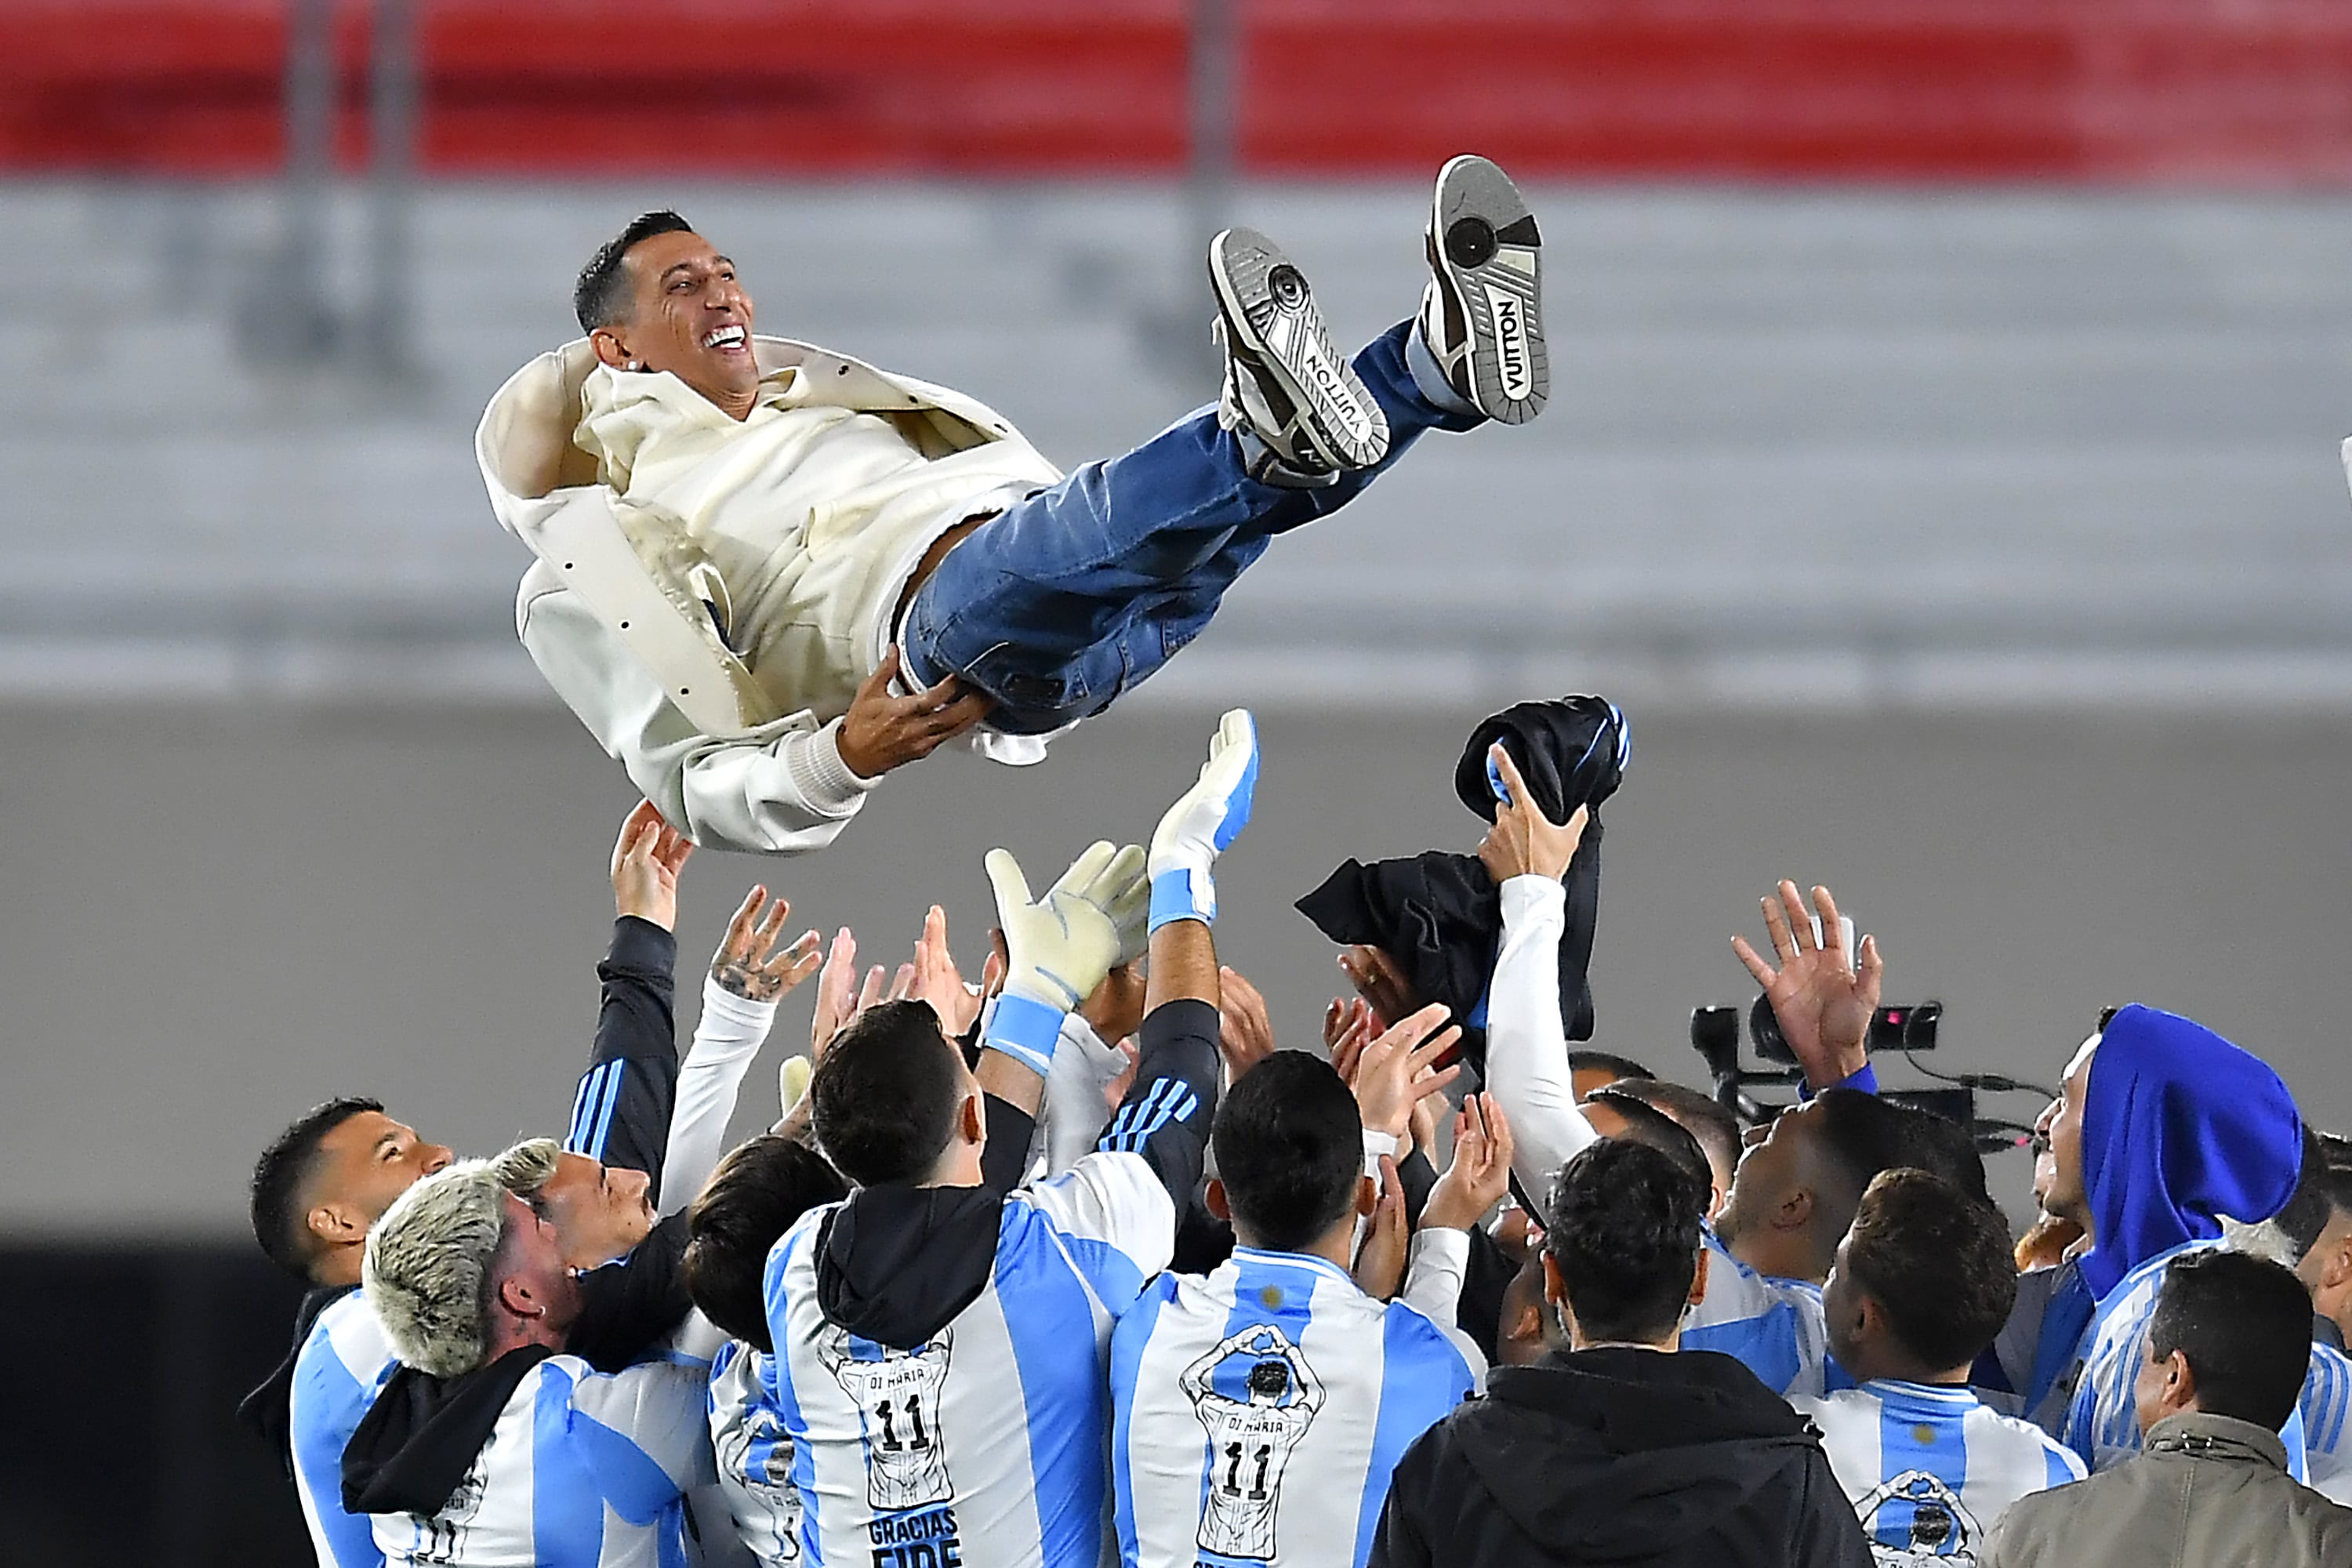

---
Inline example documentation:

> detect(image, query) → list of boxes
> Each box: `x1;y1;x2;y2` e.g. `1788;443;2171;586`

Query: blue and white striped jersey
367;1352;713;1568
1679;1229;1834;1399
292;1290;401;1568
1108;1243;1482;1568
764;1151;1175;1568
2063;1239;2310;1476
1795;1379;2083;1562
709;1341;802;1566
2303;1337;2352;1499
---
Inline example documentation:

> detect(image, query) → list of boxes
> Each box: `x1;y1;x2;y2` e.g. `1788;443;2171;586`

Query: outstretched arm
569;805;690;1188
1098;710;1261;1204
1476;746;1600;1202
660;885;823;1214
521;585;985;854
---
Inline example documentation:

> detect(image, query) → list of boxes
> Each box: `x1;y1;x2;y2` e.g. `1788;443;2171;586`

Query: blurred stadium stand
6;1;2352;180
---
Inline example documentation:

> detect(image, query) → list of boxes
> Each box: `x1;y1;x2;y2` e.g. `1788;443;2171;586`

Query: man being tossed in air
480;158;1548;853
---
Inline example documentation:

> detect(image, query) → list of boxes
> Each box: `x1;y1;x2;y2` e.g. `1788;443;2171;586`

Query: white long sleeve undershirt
1485;874;1600;1203
1037;1012;1130;1178
659;977;780;1217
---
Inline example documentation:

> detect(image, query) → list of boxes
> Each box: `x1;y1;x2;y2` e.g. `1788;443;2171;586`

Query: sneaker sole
1208;227;1389;471
1429;154;1548;424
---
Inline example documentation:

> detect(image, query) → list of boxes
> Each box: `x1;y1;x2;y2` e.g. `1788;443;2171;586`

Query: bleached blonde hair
362;1138;562;1377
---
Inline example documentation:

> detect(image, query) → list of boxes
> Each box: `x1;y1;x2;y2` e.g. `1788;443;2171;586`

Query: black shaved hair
2151;1249;2314;1432
1211;1051;1365;1253
1568;1049;1655;1084
1810;1089;1990;1210
575;209;695;334
811;1001;966;1187
1845;1167;2016;1370
2273;1127;2345;1261
250;1097;383;1279
684;1135;851;1352
1584;1087;1715;1199
1544;1138;1708;1345
1601;1076;1740;1189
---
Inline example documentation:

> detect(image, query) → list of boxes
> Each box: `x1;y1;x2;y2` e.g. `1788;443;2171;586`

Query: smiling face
534;1151;658;1269
589;229;760;418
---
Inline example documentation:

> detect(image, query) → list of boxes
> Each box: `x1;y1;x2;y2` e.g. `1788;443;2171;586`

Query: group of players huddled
244;708;2352;1568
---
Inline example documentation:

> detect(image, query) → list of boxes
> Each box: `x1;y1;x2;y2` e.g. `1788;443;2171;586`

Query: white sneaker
1209;227;1390;485
1419;154;1547;424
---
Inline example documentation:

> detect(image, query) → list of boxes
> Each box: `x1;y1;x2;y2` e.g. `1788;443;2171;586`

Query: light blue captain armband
982;992;1068;1077
1149;868;1215;933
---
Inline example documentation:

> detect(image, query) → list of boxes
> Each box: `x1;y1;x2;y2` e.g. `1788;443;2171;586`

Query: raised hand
1336;946;1419;1029
1079;964;1148;1049
710;886;823;1002
1475;743;1590;886
1147;709;1260;930
835;648;995;779
1731;880;1884;1090
1217;966;1278;1086
1323;996;1378;1085
611;800;693;931
1351;1003;1464;1142
1422;1094;1515;1231
986;842;1151;1013
902;905;984;1036
808;927;861;1057
1352;1155;1410;1301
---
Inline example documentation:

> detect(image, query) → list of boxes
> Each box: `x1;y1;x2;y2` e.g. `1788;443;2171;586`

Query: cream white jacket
479;336;1065;855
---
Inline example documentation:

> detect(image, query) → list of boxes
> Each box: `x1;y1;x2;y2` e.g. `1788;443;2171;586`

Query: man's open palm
1731;880;1883;1090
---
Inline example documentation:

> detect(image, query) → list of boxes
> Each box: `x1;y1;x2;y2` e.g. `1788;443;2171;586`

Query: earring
627;361;642;371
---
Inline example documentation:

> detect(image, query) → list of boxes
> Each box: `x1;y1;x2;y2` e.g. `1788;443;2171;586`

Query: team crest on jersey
1180;1324;1327;1562
818;1325;956;1515
1853;1468;1985;1565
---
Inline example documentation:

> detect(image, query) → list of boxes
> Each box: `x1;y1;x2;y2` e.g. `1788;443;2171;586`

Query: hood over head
1453;1348;1825;1559
2081;1004;2303;1301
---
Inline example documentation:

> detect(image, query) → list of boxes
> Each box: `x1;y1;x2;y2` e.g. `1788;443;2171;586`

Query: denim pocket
965;641;1094;713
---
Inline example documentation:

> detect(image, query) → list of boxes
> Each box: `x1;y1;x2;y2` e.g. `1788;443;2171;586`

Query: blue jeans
900;321;1482;734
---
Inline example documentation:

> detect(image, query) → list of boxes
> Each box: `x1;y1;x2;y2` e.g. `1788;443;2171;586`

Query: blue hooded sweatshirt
2078;1002;2303;1302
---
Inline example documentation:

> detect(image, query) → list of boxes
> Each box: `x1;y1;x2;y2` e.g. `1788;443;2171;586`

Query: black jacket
1373;1347;1871;1568
1298;695;1626;1077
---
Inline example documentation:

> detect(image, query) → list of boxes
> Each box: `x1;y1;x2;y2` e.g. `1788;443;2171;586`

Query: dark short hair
2150;1249;2314;1432
1810;1090;1989;1209
811;1001;964;1187
575;209;695;333
1584;1087;1715;1197
1211;1052;1364;1253
1544;1138;1707;1344
2274;1127;2347;1261
684;1135;850;1352
250;1097;383;1279
1844;1168;2016;1370
1601;1077;1740;1185
1568;1049;1655;1084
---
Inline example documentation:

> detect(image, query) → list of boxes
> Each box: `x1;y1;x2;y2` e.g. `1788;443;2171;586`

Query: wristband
1149;868;1215;933
984;993;1068;1077
1796;1059;1878;1102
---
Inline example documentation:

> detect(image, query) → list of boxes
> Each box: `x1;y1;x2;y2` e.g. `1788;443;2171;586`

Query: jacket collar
2142;1410;2290;1472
